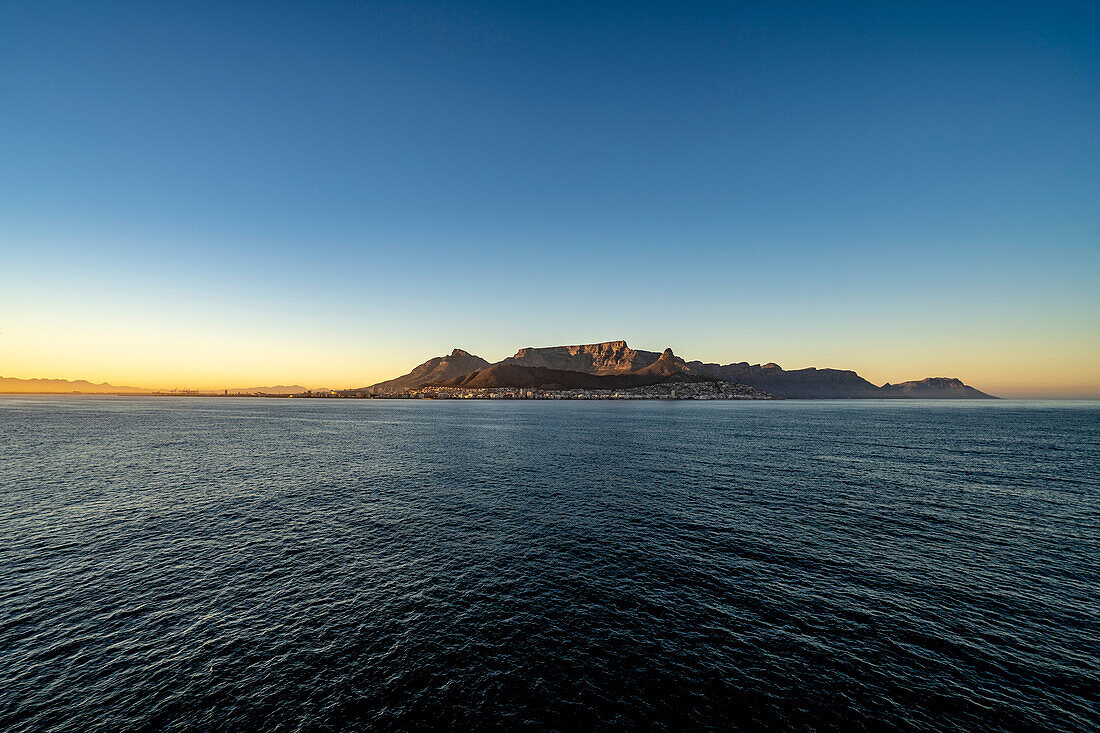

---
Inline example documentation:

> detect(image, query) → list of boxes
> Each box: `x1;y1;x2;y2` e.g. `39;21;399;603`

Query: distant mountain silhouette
0;376;152;394
0;377;326;395
354;348;490;394
226;386;310;395
878;378;993;399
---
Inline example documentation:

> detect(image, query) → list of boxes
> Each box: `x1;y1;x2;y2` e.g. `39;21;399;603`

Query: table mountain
502;340;663;374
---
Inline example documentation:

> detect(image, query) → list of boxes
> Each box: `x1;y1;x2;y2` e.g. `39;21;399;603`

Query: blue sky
1;1;1097;394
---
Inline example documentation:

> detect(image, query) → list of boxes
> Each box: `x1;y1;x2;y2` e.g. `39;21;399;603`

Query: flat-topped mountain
357;339;995;399
879;377;993;399
496;341;886;397
503;340;663;374
353;348;490;394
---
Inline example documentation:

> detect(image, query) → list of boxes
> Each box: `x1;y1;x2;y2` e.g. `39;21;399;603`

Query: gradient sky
2;1;1098;396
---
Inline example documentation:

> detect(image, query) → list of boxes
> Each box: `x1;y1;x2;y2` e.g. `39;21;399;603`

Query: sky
1;1;1097;397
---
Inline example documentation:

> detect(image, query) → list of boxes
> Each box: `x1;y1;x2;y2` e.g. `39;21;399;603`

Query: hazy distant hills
437;361;715;391
358;340;995;398
0;376;152;394
225;386;311;395
0;377;313;395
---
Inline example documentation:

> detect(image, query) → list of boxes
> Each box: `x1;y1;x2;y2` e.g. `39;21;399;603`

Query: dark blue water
1;397;1097;731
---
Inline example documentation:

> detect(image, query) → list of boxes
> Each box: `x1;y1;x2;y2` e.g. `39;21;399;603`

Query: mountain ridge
360;340;995;398
0;376;153;394
10;341;994;398
0;377;318;395
352;349;491;394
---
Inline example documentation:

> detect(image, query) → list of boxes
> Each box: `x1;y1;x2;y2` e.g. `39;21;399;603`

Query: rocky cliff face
630;348;696;378
878;377;994;399
503;340;662;374
356;348;490;394
434;345;719;391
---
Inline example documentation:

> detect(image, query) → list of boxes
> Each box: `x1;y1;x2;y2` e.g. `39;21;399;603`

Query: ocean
1;396;1097;730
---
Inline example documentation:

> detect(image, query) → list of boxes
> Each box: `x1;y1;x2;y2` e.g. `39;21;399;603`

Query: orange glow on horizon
3;326;1098;399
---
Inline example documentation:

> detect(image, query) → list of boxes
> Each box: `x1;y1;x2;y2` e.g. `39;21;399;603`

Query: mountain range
4;342;995;398
0;377;310;395
0;376;153;394
353;341;995;398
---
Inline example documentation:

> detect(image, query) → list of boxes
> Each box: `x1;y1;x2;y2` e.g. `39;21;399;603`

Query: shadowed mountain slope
0;376;152;394
434;363;715;391
684;361;884;399
353;349;490;394
629;348;697;378
499;341;885;396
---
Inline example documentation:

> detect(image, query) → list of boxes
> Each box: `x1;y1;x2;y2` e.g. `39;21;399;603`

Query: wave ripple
1;397;1097;730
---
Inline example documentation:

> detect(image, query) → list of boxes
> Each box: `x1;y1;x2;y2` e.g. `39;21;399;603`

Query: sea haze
1;397;1097;730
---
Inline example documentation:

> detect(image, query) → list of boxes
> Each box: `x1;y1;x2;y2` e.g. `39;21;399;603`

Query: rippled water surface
1;397;1098;731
